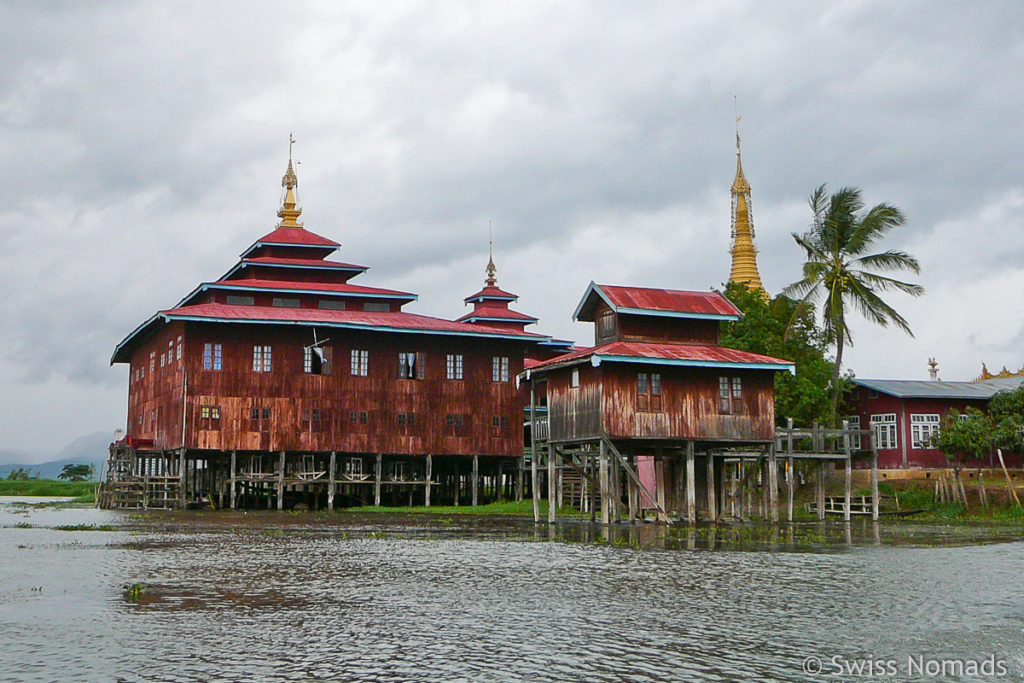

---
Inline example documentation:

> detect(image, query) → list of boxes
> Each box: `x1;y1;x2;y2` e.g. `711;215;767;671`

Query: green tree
721;282;836;426
988;386;1024;452
931;407;993;492
58;464;93;482
6;467;32;481
783;185;924;420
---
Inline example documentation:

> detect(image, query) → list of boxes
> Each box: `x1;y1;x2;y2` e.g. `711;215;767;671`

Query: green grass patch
52;524;117;532
0;479;95;497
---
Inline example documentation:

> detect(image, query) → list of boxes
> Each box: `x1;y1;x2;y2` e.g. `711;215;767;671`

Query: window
719;376;731;414
272;297;300;308
160;352;166;368
597;310;616;339
150;352;155;373
958;413;971;423
731;377;742;400
364;302;390;312
445;413;467;435
226;295;255;306
344;458;363;476
140;365;145;378
492;356;510;382
176;336;183;362
250;407;271;431
637;372;662;411
847;415;862;450
351;349;369;376
869;390;879;399
446;354;464;380
204;343;222;370
318;299;346;310
871;413;898;450
200;405;221;429
252;345;272;372
350;410;368;424
911;414;941;449
304;346;332;375
398;413;416;426
301;408;324;430
491;415;511;431
399;352;424;380
571;368;580;388
850;388;860;400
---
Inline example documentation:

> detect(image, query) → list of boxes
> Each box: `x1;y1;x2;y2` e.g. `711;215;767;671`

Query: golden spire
278;133;303;228
728;113;764;292
485;220;498;287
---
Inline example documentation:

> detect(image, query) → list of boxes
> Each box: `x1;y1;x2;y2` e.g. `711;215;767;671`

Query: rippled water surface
2;499;1024;682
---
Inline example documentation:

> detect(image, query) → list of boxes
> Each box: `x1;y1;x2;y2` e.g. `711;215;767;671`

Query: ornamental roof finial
485;220;498;287
278;133;303;228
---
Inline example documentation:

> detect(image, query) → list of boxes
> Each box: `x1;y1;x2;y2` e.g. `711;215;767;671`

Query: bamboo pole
599;440;610;525
472;454;479;507
425;454;433;507
998;449;1022;508
547;444;557;523
787;418;795;523
229;450;237;510
685;441;696;524
871;442;880;521
707;451;718;522
842;419;852;522
374;454;382;506
768;445;778;524
328;452;336;511
277;451;285;510
530;384;540;523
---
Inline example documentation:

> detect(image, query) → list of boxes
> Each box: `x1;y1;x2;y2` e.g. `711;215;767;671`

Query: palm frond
851;270;925;297
846;275;915;337
851;249;921;275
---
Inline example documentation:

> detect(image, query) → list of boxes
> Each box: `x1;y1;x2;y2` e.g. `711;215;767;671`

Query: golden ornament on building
728;126;764;292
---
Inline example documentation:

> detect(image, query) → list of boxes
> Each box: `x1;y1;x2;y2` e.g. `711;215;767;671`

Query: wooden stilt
871;443;880;521
229;450;237;510
277;451;285;510
685;442;696;523
599;440;610;525
547;444;556;523
654;447;666;518
425;454;433;507
472;454;479;507
327;451;336;511
374;453;382;506
177;448;186;508
816;461;826;521
707;451;717;523
842;419;852;522
786;418;794;523
628;453;638;522
768;445;778;524
611;449;622;523
530;384;540;523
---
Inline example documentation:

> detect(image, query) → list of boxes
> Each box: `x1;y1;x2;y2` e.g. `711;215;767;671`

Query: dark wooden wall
545;362;775;443
127;321;527;457
592;301;720;346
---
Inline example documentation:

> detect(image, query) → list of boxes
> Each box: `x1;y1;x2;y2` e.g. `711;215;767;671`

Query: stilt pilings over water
525;417;879;525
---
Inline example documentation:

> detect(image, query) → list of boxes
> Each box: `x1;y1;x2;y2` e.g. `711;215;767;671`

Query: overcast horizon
2;1;1023;452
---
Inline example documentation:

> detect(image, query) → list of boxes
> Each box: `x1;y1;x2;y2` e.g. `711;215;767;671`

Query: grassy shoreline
0;479;95;503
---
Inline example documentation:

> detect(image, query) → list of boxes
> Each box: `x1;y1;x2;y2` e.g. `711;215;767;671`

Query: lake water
2;498;1024;682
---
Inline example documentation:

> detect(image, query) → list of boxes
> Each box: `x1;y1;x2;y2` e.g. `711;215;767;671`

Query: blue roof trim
199;283;417;302
572;281;606;321
461;315;538;324
221;260;369;280
110;312;164;364
464;294;518;304
594;355;795;372
160;313;549;342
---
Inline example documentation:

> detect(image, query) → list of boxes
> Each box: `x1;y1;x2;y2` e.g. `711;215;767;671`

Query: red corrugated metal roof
160;303;545;338
597;285;739;316
212;278;415;299
526;340;793;372
240;256;367;270
246;227;340;248
456;304;538;322
464;286;518;302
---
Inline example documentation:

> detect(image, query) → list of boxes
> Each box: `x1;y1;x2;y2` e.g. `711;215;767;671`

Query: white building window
252;345;272;372
847;415;862;450
870;413;898;450
571;368;580;388
351;349;369;376
446;354;463;380
492;356;510;382
910;414;941;449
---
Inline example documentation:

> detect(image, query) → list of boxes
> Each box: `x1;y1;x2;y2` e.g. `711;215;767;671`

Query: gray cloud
2;0;1023;450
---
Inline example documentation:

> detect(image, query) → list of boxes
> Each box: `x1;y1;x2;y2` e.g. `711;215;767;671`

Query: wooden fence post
768;444;778;524
599;440;610;525
685;441;696;523
374;453;382;507
229;450;237;510
277;451;286;510
707;451;717;522
425;454;433;507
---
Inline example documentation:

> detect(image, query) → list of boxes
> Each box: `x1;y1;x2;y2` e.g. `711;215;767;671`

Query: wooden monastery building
104;154;566;509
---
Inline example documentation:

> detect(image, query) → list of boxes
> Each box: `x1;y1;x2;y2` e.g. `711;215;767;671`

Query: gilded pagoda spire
485;221;498;287
278;133;303;228
728;123;764;291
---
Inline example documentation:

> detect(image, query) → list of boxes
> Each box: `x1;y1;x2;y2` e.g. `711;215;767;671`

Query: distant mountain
0;431;110;480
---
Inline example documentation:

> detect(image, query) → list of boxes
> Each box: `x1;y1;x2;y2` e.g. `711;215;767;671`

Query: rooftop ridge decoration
975;362;1024;382
485;220;498;287
728;111;765;292
277;133;303;228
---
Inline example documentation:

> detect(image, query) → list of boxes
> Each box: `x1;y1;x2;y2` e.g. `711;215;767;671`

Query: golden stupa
728;131;764;291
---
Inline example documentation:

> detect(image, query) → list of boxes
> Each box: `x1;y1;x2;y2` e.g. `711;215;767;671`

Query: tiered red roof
574;282;741;321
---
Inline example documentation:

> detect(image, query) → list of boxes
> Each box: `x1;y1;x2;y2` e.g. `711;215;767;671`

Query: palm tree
784;184;924;419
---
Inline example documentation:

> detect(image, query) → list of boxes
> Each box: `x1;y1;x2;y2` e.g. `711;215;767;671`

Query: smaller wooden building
523;282;794;523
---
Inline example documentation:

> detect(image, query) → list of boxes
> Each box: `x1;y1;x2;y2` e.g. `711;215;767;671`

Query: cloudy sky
2;1;1023;454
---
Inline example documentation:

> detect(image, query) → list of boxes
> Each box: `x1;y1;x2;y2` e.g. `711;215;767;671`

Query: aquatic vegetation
52;524;117;531
123;583;147;601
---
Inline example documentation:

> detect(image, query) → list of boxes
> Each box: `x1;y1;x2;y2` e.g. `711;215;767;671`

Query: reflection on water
2;501;1024;681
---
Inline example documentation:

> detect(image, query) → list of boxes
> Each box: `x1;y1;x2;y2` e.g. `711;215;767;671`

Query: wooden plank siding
128;320;527;457
593;301;720;347
546;362;775;443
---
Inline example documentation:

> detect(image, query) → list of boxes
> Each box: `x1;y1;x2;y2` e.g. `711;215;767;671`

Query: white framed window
160;352;166;368
870;413;898;450
398;352;424;379
847;415;862;450
176;336;183;361
304;346;331;375
958;413;971;423
351;349;369;376
910;413;941;449
252;345;272;372
492;356;510;382
446;354;463;380
571;368;580;388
